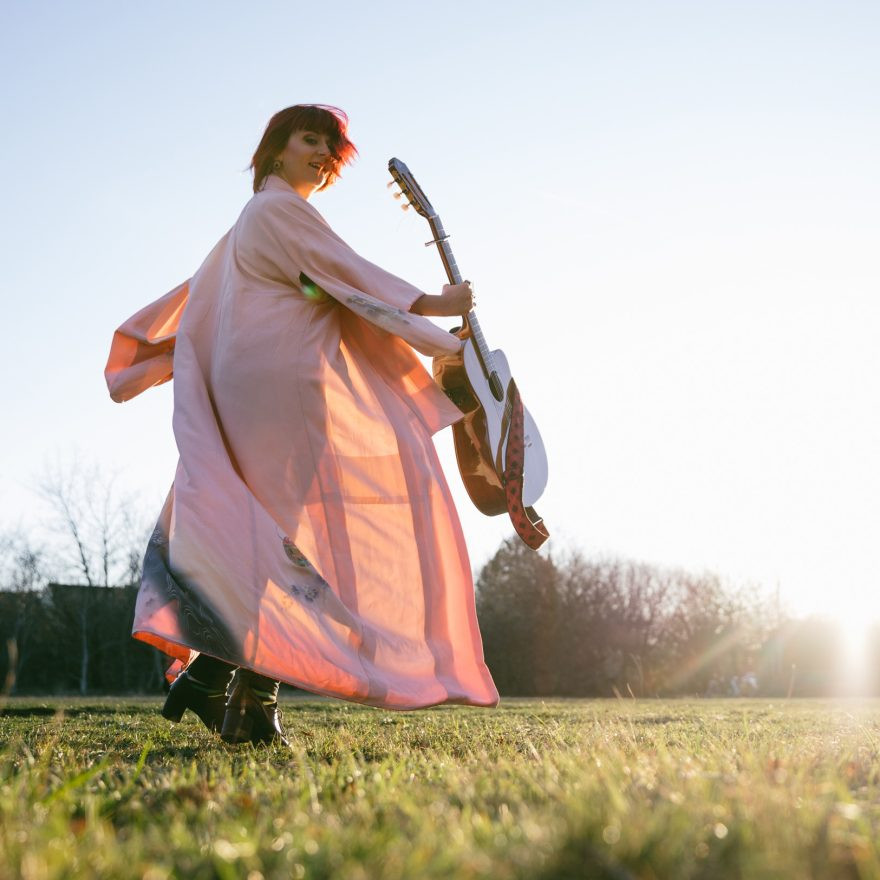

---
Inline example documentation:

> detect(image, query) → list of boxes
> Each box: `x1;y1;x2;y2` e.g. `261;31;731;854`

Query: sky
0;1;877;625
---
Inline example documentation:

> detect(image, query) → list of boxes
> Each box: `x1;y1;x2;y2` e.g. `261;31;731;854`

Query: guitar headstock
387;157;437;219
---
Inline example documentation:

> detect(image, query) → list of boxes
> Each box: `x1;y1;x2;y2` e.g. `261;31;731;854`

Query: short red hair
250;104;357;193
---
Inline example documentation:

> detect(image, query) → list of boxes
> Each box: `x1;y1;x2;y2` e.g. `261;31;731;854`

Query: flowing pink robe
105;175;499;709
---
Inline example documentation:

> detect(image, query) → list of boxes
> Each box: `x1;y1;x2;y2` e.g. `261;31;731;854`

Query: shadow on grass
0;705;153;718
533;837;638;880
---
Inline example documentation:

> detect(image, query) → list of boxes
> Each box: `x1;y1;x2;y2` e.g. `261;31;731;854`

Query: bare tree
36;456;148;694
38;458;143;587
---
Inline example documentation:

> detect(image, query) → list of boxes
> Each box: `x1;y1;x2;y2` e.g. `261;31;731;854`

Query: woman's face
275;130;333;199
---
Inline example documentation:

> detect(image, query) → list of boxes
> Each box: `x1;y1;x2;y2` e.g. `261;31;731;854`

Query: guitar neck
428;215;462;286
427;215;501;398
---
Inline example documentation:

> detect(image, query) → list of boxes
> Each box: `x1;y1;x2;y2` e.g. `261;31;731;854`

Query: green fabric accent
184;672;226;698
250;687;278;706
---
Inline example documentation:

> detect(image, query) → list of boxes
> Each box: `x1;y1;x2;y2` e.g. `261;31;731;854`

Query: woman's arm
410;282;474;317
242;193;465;356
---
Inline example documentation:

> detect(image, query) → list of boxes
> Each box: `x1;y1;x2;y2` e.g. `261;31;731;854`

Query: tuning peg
386;180;396;189
393;191;404;200
401;204;410;211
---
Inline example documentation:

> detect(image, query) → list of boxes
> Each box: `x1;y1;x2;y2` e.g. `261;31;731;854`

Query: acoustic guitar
387;158;549;545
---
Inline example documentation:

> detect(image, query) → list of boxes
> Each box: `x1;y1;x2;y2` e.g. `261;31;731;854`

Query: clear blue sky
1;1;878;625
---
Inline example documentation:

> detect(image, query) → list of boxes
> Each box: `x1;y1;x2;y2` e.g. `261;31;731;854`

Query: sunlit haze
1;2;877;637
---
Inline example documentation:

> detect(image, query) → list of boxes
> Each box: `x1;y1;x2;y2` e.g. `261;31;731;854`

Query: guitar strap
502;380;550;550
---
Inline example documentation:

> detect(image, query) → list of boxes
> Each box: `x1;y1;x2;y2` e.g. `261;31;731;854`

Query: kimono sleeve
244;193;462;357
104;280;189;402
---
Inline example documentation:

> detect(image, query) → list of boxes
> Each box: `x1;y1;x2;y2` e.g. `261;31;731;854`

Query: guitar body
434;342;549;516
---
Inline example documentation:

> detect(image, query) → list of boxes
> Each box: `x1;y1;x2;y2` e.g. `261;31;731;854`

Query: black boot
161;655;236;733
221;672;288;746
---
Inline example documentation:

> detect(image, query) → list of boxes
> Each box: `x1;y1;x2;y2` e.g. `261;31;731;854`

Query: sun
832;604;874;696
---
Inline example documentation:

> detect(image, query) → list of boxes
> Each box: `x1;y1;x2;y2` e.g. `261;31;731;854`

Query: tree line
2;461;877;697
0;460;166;695
475;537;880;698
0;581;165;694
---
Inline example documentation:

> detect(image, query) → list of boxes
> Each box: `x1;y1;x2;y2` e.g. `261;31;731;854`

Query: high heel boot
161;655;236;732
221;672;289;746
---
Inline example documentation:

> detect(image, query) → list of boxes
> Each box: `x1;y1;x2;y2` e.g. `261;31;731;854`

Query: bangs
294;105;355;161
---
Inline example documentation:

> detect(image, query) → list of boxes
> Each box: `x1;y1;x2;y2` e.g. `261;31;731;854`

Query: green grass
2;697;880;879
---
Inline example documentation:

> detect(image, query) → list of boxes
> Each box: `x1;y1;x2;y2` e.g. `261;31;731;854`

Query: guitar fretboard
388;157;502;398
430;218;499;392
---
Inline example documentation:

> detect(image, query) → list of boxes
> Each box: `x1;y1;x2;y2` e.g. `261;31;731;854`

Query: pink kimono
105;175;499;709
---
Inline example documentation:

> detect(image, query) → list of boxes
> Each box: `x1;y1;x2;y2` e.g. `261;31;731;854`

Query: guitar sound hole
489;373;505;402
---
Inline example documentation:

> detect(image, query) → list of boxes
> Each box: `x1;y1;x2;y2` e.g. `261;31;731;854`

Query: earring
272;159;282;171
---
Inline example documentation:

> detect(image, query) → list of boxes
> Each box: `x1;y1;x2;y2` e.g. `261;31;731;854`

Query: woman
105;105;499;746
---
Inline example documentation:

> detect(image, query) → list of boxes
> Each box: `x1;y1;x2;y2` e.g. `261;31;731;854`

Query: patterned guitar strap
501;380;550;550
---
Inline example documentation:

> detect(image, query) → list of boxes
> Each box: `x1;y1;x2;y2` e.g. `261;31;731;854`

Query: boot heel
161;673;229;732
221;708;253;743
161;688;186;724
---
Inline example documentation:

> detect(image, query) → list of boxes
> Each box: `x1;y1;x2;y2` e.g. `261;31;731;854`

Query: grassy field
2;697;880;879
